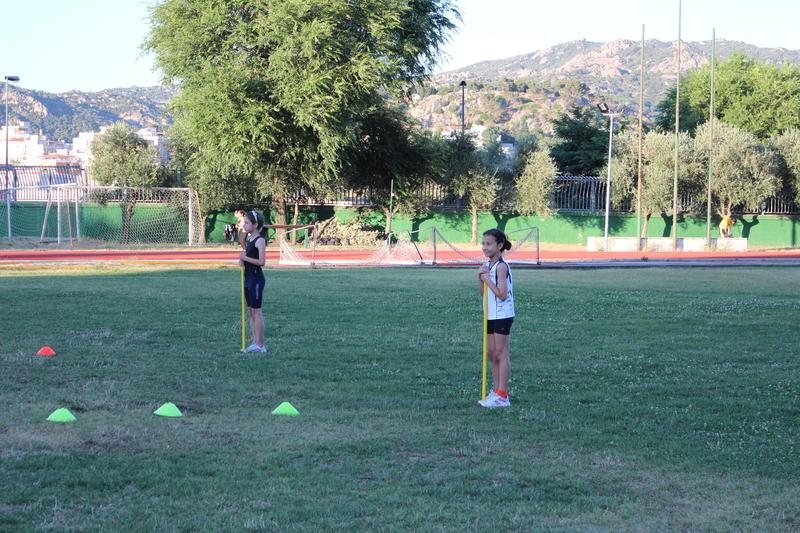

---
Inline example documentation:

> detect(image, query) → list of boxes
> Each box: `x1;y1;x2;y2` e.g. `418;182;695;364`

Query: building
0;121;70;166
1;122;170;168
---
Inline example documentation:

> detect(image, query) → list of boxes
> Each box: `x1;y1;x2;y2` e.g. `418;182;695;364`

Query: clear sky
3;0;800;94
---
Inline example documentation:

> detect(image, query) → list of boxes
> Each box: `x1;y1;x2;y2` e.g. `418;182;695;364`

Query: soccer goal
1;185;203;246
278;225;539;267
380;226;540;266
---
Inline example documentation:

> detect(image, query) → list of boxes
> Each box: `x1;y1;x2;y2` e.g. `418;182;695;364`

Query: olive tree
694;122;782;218
89;122;166;242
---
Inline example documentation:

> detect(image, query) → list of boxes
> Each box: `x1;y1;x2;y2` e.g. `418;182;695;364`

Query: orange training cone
37;347;56;356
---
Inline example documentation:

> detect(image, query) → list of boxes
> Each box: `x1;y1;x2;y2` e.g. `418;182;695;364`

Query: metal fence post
6;189;10;238
56;185;62;246
188;189;194;246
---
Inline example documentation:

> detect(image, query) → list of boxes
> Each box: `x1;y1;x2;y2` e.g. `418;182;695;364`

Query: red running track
2;248;800;263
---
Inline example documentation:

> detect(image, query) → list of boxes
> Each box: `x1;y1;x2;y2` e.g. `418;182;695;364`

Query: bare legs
486;333;510;392
248;307;264;347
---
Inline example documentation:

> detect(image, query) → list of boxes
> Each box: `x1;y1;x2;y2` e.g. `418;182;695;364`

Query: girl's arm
254;237;266;266
480;262;509;301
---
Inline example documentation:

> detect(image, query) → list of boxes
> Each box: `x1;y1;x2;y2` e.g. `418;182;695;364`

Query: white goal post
1;185;203;246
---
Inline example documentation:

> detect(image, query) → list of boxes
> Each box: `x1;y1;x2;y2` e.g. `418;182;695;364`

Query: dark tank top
244;235;264;276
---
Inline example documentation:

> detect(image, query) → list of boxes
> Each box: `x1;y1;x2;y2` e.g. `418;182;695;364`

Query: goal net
1;185;203;246
279;225;539;267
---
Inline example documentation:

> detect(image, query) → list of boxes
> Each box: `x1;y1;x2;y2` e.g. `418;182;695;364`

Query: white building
136;127;169;163
0;121;71;166
1;122;170;168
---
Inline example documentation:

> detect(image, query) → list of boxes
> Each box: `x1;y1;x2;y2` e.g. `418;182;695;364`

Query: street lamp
596;102;625;251
459;80;467;132
4;76;19;194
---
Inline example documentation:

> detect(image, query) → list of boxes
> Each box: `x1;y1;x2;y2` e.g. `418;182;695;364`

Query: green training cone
271;402;299;416
154;402;183;417
47;408;76;422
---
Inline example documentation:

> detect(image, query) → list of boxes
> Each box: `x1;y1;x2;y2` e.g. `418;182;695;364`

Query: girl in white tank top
477;229;515;408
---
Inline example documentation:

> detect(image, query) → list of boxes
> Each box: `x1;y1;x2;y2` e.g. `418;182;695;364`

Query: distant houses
0;121;168;168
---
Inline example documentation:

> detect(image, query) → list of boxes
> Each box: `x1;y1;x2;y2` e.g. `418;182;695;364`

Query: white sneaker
480;393;510;408
242;343;267;353
478;391;499;407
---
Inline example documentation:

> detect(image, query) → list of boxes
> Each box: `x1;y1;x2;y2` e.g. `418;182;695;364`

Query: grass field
1;265;799;532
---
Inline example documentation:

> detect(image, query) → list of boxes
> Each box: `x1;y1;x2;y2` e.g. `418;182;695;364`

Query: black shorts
487;317;514;335
244;273;265;309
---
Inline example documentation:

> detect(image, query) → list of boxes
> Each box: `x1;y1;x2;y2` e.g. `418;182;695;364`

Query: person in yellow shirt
719;216;736;238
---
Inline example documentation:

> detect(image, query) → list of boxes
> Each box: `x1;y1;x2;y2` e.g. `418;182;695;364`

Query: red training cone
36;347;56;356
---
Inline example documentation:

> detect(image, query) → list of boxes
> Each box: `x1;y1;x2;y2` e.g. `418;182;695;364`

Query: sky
3;0;800;94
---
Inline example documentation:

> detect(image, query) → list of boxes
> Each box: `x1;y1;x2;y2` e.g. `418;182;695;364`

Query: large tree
342;106;445;231
143;0;459;222
655;52;800;140
549;105;610;176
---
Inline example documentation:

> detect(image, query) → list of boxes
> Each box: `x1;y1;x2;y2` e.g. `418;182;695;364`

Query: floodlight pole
706;29;716;247
637;25;645;251
4;76;19;201
597;103;624;252
672;0;682;250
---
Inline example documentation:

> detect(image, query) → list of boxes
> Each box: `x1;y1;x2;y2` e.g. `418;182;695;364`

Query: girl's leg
490;333;511;392
486;334;499;390
249;307;264;347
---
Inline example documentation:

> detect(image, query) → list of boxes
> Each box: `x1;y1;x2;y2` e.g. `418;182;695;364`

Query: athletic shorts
487;317;514;335
244;274;265;309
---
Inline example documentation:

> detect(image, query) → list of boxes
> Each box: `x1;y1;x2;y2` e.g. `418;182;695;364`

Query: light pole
4;76;19;195
459;80;467;132
596;102;625;252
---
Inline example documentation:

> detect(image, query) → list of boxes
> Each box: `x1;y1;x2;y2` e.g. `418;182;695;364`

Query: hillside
5;38;799;142
407;38;800;136
5;86;177;141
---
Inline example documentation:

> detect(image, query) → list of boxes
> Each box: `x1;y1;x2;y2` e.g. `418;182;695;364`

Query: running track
2;247;800;267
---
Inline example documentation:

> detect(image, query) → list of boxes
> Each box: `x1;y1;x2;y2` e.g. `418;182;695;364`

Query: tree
513;147;558;220
342;106;445;230
549;105;609;176
655;52;800;140
652;85;705;136
89;122;166;243
694;122;782;218
609;130;699;237
444;132;497;245
770;128;800;205
143;0;459;222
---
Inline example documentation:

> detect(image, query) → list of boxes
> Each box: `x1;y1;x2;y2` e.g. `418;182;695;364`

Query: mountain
5;39;799;142
5;85;178;141
406;38;800;135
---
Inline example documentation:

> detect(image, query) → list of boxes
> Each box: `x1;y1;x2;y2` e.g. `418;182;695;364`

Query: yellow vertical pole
241;266;247;351
482;282;489;401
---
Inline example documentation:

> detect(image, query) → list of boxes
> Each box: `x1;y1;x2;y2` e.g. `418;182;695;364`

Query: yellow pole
482;282;488;401
241;266;246;351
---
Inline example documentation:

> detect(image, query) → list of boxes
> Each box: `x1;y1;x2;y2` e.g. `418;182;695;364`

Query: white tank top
486;257;515;320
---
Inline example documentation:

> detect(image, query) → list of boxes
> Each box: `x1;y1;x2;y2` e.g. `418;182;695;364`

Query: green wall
205;207;800;248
